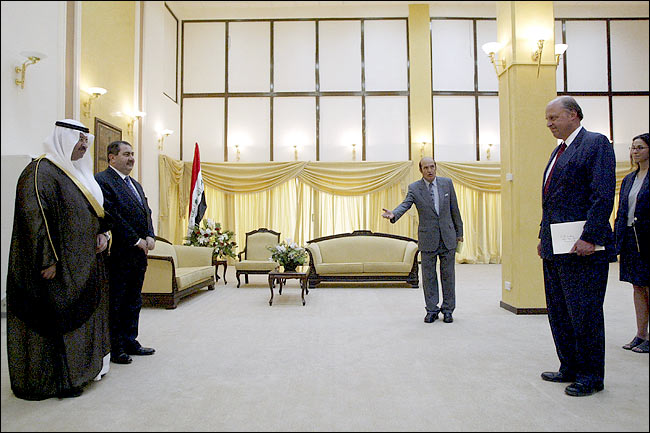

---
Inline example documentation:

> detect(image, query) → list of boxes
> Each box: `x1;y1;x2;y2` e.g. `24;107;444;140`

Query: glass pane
182;98;224;162
163;9;177;100
433;96;476;161
566;21;608;92
432;20;474;91
319;21;361;91
613;96;650;162
274;21;316;92
573;96;610;142
183;22;225;93
555;20;565;92
610;20;649;92
364;20;408;91
478;96;500;162
319;97;362;161
477;20;498;92
273;97;316;162
365;96;409;161
228;22;270;92
227;98;270;162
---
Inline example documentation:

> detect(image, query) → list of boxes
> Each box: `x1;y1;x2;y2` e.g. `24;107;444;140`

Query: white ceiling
165;1;648;20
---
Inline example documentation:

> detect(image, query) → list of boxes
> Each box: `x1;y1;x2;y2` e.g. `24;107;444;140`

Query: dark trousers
543;257;608;386
421;245;456;314
107;248;147;353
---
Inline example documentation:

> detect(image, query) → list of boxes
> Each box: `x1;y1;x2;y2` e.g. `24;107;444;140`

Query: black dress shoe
541;371;575;383
111;352;133;364
424;312;438;323
443;312;453;323
126;346;155;356
565;382;604;397
57;387;83;398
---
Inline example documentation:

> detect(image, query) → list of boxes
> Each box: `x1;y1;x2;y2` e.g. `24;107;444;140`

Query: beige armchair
142;237;215;309
235;228;280;287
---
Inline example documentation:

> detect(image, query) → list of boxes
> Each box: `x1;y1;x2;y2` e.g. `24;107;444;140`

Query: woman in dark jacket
615;133;649;354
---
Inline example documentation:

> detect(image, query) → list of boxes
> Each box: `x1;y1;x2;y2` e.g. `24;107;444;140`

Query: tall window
181;18;410;163
430;17;649;162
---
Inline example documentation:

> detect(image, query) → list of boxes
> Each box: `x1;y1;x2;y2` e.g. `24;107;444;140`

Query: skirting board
500;301;548;315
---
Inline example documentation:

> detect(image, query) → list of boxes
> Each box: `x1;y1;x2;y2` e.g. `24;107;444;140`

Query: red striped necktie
544;142;567;195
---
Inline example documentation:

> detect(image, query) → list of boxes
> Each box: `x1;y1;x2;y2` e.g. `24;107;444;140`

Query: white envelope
550;220;605;255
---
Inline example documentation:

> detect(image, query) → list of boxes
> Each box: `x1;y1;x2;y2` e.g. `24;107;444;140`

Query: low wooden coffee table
268;268;309;306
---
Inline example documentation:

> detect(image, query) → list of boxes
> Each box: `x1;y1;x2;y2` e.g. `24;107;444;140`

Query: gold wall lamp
15;51;46;89
127;111;146;136
82;87;107;117
481;42;506;77
351;143;357;161
531;39;545;78
158;129;173;151
555;44;568;65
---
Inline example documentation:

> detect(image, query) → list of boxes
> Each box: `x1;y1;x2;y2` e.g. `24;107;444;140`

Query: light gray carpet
1;263;648;432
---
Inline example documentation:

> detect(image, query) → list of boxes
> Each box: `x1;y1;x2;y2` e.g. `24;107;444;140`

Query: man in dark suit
537;96;616;397
382;157;463;324
96;141;156;364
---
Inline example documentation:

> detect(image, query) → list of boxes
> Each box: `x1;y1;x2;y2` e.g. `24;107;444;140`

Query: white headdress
43;119;104;206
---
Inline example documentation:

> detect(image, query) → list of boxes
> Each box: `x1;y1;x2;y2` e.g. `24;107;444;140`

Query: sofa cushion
235;260;278;271
175;266;214;288
316;236;407;263
316;263;364;274
363;262;413;273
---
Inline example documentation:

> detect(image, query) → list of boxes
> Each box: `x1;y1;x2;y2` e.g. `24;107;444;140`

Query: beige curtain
158;155;632;264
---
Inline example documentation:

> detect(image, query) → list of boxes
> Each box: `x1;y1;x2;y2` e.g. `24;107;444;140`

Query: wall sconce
82;87;107;117
351;143;357;161
15;51;46;89
486;143;494;161
481;42;506;77
555;44;568;65
234;144;241;161
293;145;298;161
158;129;173;151
531;39;545;78
126;111;146;136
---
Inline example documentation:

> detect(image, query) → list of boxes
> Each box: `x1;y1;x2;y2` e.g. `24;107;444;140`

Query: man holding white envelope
537;96;616;397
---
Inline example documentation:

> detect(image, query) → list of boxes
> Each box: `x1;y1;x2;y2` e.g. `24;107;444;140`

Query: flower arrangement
184;218;237;259
267;239;308;272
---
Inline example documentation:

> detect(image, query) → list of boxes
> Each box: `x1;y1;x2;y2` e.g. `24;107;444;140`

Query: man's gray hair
556;96;584;121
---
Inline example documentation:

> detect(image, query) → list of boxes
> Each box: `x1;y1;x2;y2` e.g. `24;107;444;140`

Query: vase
283;263;298;272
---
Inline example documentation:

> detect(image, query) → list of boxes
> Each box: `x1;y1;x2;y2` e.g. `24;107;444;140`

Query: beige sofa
305;230;419;288
142;238;215;309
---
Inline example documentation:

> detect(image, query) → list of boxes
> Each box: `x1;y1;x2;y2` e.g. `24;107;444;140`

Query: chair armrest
237;251;245;261
173;245;214;267
403;242;418;263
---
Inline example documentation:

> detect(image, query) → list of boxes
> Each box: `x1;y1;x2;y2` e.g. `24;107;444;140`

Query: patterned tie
429;181;439;214
125;176;143;204
544;142;567;196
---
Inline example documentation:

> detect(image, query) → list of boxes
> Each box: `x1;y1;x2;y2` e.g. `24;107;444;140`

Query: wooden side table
268;268;309;306
213;259;228;284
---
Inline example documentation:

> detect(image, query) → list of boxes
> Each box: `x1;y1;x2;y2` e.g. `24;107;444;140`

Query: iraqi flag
188;143;207;236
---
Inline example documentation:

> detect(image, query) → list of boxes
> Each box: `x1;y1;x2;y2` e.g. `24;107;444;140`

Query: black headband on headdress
55;121;89;134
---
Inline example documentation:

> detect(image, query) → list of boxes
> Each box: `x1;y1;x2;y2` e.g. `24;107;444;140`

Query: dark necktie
428;181;439;214
543;142;567;196
125;176;142;204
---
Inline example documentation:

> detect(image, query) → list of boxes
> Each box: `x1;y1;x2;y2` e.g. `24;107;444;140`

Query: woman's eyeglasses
630;146;649;151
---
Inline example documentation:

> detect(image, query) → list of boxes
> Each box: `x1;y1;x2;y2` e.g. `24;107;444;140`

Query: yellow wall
81;1;136;161
408;4;433;168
